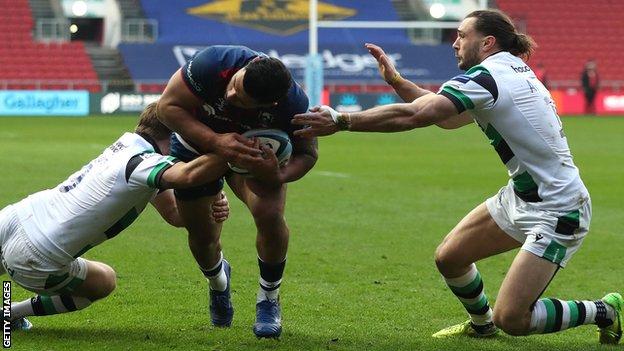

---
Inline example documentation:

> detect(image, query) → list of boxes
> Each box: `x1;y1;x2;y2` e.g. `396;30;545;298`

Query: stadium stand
117;0;460;93
0;0;100;92
498;0;624;89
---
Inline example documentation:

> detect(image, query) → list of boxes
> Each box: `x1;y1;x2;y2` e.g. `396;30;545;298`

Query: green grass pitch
0;115;622;351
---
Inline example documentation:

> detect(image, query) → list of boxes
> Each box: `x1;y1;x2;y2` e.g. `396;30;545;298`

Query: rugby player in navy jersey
157;45;317;338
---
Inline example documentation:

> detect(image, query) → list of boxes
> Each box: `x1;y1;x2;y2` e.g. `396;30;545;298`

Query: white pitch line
313;170;351;178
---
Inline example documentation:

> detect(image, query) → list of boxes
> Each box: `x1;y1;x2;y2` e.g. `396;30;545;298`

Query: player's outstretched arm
365;43;471;130
292;94;460;138
365;43;433;102
160;154;229;189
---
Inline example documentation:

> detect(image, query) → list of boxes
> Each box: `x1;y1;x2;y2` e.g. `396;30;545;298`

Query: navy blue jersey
181;45;309;138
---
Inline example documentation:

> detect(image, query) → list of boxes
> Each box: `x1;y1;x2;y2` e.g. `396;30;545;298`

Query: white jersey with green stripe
13;132;178;264
438;51;589;211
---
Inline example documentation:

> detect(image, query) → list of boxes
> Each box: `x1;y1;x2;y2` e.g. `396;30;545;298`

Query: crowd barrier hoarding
332;90;624;115
90;92;161;115
0;90;89;116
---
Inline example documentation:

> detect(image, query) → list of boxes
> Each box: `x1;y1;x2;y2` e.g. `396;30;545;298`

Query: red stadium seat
499;0;624;82
0;0;101;91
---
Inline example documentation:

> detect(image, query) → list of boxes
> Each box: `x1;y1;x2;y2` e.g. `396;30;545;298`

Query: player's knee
434;243;457;273
493;307;531;336
92;264;117;300
251;203;285;227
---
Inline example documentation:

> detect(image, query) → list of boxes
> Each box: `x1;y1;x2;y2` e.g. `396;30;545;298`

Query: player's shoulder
195;45;260;68
280;81;309;113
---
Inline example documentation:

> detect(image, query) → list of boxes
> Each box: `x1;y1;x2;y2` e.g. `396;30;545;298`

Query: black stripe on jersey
471;72;499;102
495;140;514;164
513;188;543;202
451;74;471;83
439;90;466;114
126;153;146;183
555;213;580;236
152;161;178;189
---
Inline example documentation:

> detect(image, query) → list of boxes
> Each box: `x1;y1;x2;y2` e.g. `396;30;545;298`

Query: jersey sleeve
437;65;499;113
125;153;180;190
181;47;221;101
279;83;310;136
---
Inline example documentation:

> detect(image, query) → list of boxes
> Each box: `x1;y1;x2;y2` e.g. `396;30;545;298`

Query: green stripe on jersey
147;156;175;188
442;86;475;110
466;65;491;76
512;171;538;193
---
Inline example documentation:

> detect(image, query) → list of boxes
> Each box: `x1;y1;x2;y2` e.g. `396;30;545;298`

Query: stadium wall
2;89;624;117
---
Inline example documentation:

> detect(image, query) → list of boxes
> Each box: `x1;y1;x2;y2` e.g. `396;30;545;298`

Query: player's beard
458;42;480;71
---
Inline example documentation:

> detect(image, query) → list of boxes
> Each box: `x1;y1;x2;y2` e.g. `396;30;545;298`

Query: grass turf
0;115;622;351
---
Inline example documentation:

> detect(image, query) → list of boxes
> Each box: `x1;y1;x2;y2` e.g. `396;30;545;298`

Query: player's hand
211;191;230;223
365;43;401;85
244;141;283;186
213;133;263;163
292;105;340;138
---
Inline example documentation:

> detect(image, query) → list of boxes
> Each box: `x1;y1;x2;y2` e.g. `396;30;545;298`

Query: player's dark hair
243;57;292;104
466;9;536;59
135;102;171;141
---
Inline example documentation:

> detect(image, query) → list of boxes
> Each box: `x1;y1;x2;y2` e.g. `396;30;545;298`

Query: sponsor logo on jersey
186;0;355;35
186;60;203;92
259;112;274;126
511;64;531;73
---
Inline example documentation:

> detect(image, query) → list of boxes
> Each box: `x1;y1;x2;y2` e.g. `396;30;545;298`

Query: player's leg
10;258;115;324
175;188;234;327
432;201;522;338
495;251;621;341
169;133;233;327
227;175;288;338
496;199;621;344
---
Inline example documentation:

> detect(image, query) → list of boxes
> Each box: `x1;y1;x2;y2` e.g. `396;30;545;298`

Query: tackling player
292;9;621;345
0;103;231;330
157;45;318;338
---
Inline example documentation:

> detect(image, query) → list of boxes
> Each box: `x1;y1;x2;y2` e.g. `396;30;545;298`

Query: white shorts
0;205;88;295
486;185;591;268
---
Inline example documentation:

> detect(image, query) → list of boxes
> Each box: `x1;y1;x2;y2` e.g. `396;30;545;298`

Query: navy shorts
169;134;224;200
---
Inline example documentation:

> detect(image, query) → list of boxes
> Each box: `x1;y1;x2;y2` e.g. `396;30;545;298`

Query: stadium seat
0;0;101;91
498;0;624;82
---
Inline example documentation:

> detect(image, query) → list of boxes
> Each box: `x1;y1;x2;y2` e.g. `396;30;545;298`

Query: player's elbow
156;100;174;124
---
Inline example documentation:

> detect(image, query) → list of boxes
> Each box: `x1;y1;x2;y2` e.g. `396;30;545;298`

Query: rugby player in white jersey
292;9;621;345
0;102;242;330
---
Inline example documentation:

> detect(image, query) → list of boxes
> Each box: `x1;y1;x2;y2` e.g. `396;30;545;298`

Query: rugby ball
228;129;292;175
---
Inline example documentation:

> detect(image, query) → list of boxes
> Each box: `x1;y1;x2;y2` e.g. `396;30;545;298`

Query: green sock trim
542;299;556;333
40;295;58;315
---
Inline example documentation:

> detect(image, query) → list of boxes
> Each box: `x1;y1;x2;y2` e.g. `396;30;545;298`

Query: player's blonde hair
466;9;537;60
135;102;171;141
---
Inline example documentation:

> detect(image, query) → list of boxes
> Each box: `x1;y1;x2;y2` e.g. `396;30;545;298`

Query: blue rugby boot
11;317;33;331
253;299;282;338
209;260;234;327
